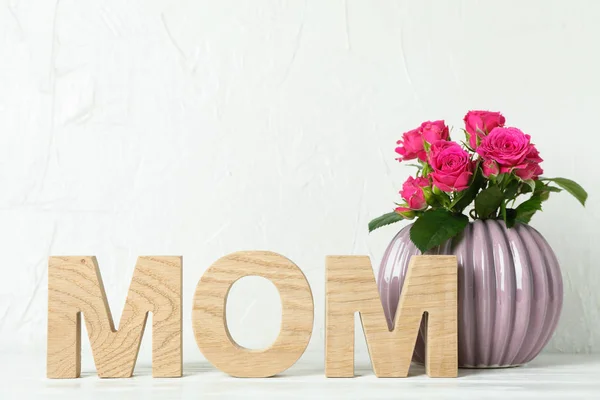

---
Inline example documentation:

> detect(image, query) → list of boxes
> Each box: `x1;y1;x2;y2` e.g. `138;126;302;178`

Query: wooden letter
325;255;457;378
192;251;313;378
47;256;182;379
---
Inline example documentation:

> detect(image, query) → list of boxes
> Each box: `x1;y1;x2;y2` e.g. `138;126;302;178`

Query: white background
0;0;598;366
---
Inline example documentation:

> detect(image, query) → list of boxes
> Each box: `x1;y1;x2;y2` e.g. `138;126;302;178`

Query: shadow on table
152;355;597;379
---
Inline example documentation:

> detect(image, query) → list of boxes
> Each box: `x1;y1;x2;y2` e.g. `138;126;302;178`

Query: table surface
1;353;599;399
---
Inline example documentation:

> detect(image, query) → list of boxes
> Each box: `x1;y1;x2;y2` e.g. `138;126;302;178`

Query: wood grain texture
192;251;314;378
325;255;457;378
47;256;182;379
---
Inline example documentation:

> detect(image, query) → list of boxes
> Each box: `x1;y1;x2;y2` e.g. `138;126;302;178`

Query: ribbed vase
377;219;563;368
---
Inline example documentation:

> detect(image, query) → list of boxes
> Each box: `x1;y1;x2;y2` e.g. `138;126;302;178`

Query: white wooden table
1;353;598;399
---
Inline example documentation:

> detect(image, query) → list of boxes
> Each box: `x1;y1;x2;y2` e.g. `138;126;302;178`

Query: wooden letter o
192;251;314;377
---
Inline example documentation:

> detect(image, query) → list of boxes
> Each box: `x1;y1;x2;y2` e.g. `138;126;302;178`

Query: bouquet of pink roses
369;110;587;253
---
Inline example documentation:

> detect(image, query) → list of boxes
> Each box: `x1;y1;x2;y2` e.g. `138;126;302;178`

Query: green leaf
496;173;507;185
368;212;404;232
542;177;587;206
521;182;533;194
409;209;469;253
534;179;545;192
422;187;439;206
475;185;504;219
523;179;536;193
422;163;432;177
544;186;563;193
451;167;485;212
462;128;471;143
532;181;561;202
436;190;452;208
503;179;520;200
460;140;475;152
515;196;543;224
406;163;423;170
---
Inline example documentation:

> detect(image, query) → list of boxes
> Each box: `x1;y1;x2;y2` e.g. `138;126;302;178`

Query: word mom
47;252;457;379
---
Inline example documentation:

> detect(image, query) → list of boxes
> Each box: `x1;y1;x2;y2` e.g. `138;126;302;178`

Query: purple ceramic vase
377;219;563;368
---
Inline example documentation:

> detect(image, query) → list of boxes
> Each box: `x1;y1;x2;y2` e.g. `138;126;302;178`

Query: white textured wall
1;0;599;363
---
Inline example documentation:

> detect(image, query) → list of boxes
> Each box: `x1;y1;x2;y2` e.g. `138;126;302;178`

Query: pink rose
395;128;426;162
429;141;474;192
514;145;544;180
482;159;500;178
515;162;544;181
522;145;543;164
464;111;505;149
419;120;449;144
400;176;429;210
476;127;532;173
